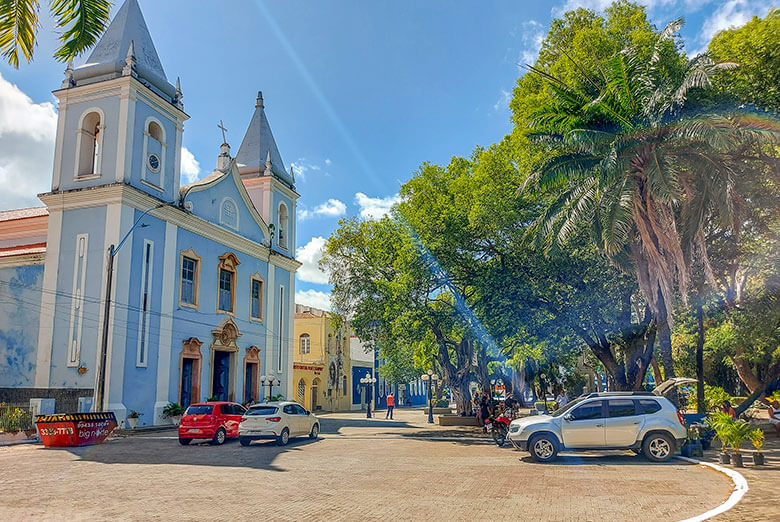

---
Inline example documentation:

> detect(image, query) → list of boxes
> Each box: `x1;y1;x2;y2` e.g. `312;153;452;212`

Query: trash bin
35;412;117;447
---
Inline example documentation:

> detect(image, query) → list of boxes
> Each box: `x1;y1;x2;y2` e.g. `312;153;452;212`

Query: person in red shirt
386;393;395;419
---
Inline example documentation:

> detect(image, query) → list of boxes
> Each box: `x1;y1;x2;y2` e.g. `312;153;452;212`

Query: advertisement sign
35;412;117;447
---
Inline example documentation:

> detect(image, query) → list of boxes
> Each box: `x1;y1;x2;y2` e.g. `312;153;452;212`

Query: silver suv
508;389;688;463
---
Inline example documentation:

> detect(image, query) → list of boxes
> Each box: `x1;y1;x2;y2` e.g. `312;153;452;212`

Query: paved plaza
0;409;752;521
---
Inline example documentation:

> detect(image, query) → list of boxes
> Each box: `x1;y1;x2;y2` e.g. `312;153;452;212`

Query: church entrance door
213;351;231;401
181;358;194;407
244;363;257;404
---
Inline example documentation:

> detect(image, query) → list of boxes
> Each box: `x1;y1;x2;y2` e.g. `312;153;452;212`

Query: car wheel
643;432;674;462
239;436;251;447
178;437;191;446
309;423;319;439
492;425;507;447
529;434;558;463
211;428;226;446
277;428;290;446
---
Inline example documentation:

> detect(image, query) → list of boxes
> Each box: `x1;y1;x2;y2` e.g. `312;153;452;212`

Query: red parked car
178;402;247;445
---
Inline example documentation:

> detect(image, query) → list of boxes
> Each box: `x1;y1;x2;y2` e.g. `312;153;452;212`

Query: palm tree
0;0;111;67
523;19;780;380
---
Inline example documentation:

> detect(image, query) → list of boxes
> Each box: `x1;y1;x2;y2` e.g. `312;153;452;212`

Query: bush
690;386;733;413
162;403;184;418
0;405;32;434
435;399;450;408
751;428;765;452
534;401;556;411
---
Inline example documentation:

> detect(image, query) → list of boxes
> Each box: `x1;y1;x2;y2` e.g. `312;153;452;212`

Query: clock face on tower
147;153;160;172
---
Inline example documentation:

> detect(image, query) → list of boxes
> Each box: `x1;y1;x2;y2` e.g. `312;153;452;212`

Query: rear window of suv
185;405;213;415
246;406;278;416
637;399;662;414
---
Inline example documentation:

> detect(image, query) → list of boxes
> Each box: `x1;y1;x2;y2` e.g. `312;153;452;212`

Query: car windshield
245;406;278;416
185;405;213;415
550;397;586;417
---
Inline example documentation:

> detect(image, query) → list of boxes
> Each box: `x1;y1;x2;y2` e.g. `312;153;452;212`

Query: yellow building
293;305;352;412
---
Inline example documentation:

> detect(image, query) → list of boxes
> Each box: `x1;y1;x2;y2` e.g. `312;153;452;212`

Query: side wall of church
0;264;43;388
48;206;108;389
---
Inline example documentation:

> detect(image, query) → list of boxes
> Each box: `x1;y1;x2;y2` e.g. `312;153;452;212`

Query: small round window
147;153;160;172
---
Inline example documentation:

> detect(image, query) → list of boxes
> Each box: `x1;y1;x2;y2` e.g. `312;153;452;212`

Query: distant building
0;0;301;425
350;332;374;410
293;305;351;412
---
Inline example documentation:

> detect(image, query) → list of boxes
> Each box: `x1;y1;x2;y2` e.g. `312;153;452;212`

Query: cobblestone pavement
1;409;738;521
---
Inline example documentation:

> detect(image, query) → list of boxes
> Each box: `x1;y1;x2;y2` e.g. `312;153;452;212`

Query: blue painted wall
0;265;43;387
49;206;107;389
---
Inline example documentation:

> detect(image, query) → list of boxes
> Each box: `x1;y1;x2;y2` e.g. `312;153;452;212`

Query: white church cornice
38;184;301;273
53;75;189;124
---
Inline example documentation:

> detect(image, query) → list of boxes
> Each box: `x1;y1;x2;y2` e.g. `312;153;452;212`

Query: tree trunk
696;301;705;414
656;319;676;381
651;355;663;385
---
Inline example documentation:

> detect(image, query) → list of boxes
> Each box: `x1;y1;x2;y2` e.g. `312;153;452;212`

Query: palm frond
51;0;111;62
0;0;40;67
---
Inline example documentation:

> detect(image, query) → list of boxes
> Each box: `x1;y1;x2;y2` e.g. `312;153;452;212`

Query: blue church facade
0;0;300;426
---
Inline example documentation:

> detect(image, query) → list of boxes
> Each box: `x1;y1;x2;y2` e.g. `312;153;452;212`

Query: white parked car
507;380;694;463
238;401;319;446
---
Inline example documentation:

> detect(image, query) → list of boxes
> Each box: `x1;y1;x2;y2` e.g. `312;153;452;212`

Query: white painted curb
676;456;749;522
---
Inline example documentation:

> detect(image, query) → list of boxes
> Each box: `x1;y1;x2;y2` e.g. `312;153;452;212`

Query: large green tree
519;17;779;383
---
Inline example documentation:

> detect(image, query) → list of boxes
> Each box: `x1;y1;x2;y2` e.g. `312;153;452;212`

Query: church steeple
235;91;294;188
68;0;176;102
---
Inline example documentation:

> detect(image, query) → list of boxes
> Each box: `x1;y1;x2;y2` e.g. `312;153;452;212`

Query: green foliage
162;403;184;418
0;0;111;67
127;410;140;419
269;394;285;402
728;420;754;454
708;9;780;111
750;427;765;452
707;411;735;452
534;401;557;411
0;404;32;433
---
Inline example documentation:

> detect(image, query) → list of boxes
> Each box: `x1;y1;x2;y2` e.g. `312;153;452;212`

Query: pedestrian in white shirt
556;390;569;409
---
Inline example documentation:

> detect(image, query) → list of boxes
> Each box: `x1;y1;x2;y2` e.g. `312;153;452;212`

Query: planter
169;415;182;426
718;452;731;465
35;412;117;447
0;431;31;444
681;440;704;458
126;417;139;429
423;407;453;415
732;453;744;467
437;415;479;426
752;453;765;466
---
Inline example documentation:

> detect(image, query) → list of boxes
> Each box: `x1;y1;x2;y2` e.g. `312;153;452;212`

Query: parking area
1;409;736;521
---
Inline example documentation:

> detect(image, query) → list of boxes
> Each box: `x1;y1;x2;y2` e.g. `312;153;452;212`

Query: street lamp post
260;375;281;401
421;369;439;424
94;203;166;412
360;372;377;418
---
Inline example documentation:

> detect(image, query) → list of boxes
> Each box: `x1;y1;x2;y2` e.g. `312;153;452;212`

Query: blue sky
0;0;774;309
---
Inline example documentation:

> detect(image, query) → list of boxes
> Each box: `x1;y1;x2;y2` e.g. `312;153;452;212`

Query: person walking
386;392;395;419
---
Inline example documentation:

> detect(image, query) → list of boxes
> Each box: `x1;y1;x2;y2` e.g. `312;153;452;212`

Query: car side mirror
564;414;573;422
306;410;311;415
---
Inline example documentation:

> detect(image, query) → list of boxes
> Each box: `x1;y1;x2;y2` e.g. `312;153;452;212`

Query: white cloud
519;20;545;67
354;192;401;220
180;146;201;184
296;236;329;284
698;0;771;50
298;198;346;221
324;158;332;166
290;157;322;182
493;89;512;112
0;73;57;210
295;289;332;311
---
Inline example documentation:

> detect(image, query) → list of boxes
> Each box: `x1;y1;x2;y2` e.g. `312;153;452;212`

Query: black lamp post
260;375;280;401
421;369;439;424
360;372;377;418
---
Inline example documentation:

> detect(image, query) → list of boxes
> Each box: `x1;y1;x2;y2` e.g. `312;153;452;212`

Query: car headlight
509;424;521;433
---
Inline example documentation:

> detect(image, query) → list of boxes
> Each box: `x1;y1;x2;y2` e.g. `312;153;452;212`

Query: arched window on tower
278;203;289;249
77;111;103;178
143;119;165;189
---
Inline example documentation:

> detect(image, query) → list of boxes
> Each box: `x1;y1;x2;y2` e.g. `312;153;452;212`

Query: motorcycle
485;413;512;446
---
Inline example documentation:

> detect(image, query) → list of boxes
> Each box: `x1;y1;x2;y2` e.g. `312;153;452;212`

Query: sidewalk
700;431;779;521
